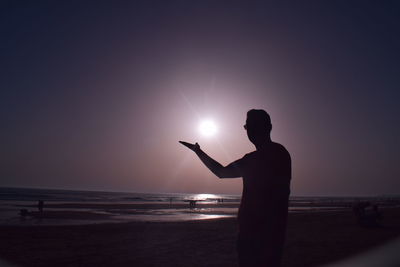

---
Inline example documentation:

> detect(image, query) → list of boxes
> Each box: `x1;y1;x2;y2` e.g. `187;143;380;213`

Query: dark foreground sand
0;208;400;267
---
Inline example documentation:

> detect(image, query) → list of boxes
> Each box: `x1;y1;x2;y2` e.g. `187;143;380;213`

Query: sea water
0;187;395;225
0;187;241;225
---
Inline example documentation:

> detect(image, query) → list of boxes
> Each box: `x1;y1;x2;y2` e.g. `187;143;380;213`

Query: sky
1;1;399;196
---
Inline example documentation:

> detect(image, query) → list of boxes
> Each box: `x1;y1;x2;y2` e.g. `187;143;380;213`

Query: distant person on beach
189;200;196;209
180;109;291;267
38;200;44;213
353;201;383;227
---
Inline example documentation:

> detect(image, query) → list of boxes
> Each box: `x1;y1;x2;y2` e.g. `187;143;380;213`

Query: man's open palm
179;141;200;152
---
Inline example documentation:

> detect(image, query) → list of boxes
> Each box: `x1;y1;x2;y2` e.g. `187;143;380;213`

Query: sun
198;119;218;137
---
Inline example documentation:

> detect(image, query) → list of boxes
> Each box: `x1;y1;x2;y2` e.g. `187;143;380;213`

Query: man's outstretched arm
179;141;242;178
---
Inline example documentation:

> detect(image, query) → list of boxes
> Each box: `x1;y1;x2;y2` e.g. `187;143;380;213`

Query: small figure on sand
38;200;44;213
189;200;197;209
353;201;383;227
180;109;291;267
19;209;29;218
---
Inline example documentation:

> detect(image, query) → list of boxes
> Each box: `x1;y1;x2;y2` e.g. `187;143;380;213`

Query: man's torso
237;142;291;235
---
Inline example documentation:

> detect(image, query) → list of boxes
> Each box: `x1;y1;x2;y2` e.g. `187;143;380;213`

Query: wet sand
0;208;399;266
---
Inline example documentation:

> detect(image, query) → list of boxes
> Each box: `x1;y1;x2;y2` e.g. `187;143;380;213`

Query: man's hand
179;140;241;178
179;141;200;153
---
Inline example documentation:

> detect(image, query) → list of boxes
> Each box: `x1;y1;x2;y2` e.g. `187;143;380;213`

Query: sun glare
198;119;218;137
194;193;217;200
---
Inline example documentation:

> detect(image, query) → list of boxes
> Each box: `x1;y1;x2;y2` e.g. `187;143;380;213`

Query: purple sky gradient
1;1;399;195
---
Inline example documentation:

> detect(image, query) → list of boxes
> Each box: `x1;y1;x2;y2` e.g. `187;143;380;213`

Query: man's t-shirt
233;142;291;237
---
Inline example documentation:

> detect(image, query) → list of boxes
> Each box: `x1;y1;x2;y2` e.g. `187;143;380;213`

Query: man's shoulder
244;142;290;158
271;142;291;158
271;142;289;152
242;151;256;159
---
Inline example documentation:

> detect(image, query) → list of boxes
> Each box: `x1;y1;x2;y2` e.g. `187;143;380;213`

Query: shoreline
3;200;397;226
2;201;361;226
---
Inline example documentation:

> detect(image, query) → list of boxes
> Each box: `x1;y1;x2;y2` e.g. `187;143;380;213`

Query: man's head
244;109;272;146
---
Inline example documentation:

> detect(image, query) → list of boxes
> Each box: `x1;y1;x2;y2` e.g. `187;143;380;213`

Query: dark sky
1;1;399;196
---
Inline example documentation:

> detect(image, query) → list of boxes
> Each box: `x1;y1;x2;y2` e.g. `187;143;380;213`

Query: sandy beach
0;207;399;266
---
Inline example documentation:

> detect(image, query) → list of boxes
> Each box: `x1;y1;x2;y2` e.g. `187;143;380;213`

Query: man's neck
255;137;272;150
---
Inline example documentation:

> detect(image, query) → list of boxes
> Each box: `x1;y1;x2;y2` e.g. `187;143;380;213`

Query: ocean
0;187;240;203
0;187;396;226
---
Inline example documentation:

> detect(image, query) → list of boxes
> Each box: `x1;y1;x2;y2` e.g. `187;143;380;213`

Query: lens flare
198;120;217;137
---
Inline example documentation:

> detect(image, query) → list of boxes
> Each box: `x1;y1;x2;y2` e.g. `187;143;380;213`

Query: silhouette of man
180;109;291;267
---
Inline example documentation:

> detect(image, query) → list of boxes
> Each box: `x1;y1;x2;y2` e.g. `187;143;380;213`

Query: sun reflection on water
193;193;218;201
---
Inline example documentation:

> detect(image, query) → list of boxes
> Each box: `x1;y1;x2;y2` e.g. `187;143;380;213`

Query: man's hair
246;109;271;128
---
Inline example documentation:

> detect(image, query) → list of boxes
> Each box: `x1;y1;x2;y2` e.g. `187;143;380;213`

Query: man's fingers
179;141;194;148
179;141;201;153
179;141;191;146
